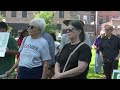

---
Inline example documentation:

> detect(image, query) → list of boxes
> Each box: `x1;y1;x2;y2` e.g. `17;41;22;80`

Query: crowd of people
0;17;120;79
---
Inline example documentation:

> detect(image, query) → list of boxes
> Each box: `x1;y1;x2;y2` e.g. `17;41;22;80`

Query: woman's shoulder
79;43;91;50
40;37;49;45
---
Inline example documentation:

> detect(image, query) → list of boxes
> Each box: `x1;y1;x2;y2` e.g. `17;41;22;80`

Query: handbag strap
62;42;85;73
21;36;27;50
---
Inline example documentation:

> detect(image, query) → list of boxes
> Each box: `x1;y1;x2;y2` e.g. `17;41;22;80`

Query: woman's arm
54;61;88;79
41;61;49;79
55;62;60;74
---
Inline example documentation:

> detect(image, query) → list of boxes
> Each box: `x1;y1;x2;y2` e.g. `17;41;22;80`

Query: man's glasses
28;25;38;29
105;29;111;32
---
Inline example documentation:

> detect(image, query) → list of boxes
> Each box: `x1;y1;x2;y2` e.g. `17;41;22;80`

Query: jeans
18;66;43;79
94;53;102;73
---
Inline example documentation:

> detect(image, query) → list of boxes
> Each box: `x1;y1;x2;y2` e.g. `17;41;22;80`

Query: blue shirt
42;31;55;67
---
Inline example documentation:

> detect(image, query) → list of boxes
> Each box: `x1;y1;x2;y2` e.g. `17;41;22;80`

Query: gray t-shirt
19;36;51;68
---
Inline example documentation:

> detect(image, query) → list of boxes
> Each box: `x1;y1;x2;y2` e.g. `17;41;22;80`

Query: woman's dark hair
20;29;28;38
50;33;56;41
68;20;85;42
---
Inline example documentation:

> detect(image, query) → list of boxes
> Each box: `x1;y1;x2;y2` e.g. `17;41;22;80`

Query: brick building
53;11;96;35
95;11;120;35
0;11;38;37
1;11;120;37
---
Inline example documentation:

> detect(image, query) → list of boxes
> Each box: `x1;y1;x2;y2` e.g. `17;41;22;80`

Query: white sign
112;69;120;79
0;32;10;57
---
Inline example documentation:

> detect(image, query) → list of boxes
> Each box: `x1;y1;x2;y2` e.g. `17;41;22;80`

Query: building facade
1;11;120;37
53;11;96;35
0;11;38;37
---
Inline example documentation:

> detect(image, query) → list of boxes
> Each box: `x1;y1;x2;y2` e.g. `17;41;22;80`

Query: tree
33;11;57;34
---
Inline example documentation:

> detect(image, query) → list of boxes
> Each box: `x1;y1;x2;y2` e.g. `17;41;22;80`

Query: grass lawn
87;48;120;79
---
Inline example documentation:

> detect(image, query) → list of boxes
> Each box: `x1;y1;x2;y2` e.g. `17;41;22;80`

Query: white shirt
55;41;60;55
19;36;51;68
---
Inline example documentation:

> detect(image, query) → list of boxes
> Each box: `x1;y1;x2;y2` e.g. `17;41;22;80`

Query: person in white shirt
50;33;60;55
6;18;51;79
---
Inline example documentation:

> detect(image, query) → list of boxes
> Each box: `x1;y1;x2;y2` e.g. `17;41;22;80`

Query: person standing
92;30;105;74
6;18;51;79
99;24;120;79
0;21;18;75
52;20;92;79
50;32;60;56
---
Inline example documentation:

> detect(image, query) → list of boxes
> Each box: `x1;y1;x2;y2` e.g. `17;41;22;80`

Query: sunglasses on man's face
28;25;38;30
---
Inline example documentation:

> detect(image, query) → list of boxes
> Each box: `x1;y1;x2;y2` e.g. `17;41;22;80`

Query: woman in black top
52;20;92;79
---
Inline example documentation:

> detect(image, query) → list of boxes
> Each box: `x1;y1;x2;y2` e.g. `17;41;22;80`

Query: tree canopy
34;11;57;34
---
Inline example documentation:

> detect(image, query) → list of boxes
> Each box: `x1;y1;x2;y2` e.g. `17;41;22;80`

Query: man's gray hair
30;18;46;32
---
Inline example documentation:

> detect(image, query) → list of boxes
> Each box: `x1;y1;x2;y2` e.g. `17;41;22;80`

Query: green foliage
7;26;12;32
0;15;4;22
34;11;57;34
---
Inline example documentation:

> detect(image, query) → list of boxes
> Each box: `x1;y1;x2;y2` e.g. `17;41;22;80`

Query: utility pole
95;11;98;36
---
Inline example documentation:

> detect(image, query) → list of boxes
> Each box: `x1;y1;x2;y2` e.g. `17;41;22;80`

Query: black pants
103;60;119;79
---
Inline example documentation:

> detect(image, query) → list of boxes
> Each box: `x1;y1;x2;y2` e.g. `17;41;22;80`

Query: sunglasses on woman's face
66;27;79;33
28;25;37;29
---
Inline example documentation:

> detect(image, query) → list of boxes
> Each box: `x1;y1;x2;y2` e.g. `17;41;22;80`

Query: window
1;11;6;17
22;11;27;17
59;11;64;18
106;16;109;22
11;11;16;17
57;24;61;30
90;15;95;22
83;15;87;24
70;15;80;20
99;16;103;24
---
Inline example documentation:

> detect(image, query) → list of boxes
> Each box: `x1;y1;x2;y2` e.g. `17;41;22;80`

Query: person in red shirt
17;29;29;48
16;29;28;73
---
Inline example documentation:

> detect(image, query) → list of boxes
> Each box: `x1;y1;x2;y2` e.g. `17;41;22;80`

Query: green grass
87;48;120;79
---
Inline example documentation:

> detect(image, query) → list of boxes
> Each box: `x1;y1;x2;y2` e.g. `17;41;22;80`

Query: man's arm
6;36;18;55
6;48;18;55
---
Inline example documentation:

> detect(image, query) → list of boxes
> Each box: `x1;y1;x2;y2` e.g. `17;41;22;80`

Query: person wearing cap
99;24;120;79
6;18;51;79
59;19;92;50
0;21;18;75
52;20;92;79
92;30;105;74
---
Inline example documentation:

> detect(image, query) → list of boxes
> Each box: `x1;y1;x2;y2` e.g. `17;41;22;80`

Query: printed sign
112;69;120;79
0;32;10;57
